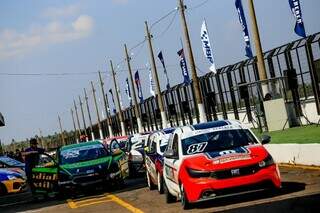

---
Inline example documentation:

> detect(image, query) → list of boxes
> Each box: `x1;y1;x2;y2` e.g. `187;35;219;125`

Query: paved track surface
1;166;320;213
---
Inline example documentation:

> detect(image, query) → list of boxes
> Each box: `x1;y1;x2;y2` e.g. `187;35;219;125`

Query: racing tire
180;184;192;210
164;181;176;203
146;172;156;190
0;183;7;196
157;172;164;194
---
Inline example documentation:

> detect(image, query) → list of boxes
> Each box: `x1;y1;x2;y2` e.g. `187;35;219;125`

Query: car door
146;138;158;182
32;153;59;195
164;133;181;196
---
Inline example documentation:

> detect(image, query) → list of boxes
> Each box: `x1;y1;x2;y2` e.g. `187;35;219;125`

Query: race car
145;128;174;194
127;132;151;176
163;120;281;209
0;168;26;196
31;140;129;197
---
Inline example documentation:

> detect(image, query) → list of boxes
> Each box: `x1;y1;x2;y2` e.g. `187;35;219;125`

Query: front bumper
183;164;281;203
58;170;122;188
3;178;27;194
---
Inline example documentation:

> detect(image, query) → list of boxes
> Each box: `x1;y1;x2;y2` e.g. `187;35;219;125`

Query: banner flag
289;0;306;38
157;51;170;90
146;63;156;97
108;89;116;114
235;0;253;58
177;48;190;85
134;70;144;103
200;20;217;74
125;78;132;106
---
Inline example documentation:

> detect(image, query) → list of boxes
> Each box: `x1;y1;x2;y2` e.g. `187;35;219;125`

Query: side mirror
261;135;271;145
163;150;178;159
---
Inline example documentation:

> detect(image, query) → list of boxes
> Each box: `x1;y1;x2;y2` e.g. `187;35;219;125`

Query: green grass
252;125;320;144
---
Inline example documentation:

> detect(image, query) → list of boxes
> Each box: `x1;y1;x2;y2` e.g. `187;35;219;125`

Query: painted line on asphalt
279;163;320;170
67;193;144;212
109;194;144;213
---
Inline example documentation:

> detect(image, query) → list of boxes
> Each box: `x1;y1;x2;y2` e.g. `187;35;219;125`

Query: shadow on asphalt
223;193;320;213
1;176;147;213
193;181;306;210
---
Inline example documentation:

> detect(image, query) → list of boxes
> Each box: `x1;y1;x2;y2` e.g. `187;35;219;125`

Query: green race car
31;140;129;196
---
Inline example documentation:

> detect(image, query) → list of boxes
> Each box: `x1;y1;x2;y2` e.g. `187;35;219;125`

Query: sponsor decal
206;147;251;164
186;142;208;155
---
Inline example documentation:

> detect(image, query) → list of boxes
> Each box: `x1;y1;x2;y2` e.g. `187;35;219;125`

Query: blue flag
288;0;306;38
125;78;132;106
235;0;253;58
134;70;144;103
177;48;190;85
157;51;170;90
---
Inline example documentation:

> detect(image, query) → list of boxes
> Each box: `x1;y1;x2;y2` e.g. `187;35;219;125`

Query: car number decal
186;142;208;155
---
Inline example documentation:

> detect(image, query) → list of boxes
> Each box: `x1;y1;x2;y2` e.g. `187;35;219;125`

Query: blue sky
1;0;320;145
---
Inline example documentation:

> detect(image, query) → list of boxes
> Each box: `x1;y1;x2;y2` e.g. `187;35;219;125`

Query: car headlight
187;168;211;178
258;154;274;168
7;175;18;180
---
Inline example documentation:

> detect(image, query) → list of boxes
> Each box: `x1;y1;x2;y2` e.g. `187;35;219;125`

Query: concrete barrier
265;144;320;166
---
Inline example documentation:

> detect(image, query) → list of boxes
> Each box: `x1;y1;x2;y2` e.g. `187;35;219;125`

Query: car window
181;129;258;155
37;154;55;168
60;143;109;165
0;157;23;166
150;141;156;153
172;134;179;157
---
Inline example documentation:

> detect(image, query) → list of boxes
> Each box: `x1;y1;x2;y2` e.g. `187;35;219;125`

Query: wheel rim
180;185;185;206
157;173;161;192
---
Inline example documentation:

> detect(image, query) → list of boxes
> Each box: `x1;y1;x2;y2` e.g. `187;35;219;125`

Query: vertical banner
134;70;144;103
108;89;116;114
288;0;306;38
200;20;217;74
235;0;253;58
177;48;190;85
157;51;171;90
146;63;156;97
125;78;132;106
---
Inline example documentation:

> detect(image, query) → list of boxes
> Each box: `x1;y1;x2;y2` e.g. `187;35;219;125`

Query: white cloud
0;15;94;59
43;4;80;18
72;15;94;32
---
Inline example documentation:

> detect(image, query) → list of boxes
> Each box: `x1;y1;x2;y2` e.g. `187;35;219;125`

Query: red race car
163;120;281;209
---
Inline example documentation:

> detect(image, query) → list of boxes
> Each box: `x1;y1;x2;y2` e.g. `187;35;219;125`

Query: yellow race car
0;168;26;195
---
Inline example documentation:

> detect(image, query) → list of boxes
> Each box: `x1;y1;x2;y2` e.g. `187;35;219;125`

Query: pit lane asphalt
1;166;320;213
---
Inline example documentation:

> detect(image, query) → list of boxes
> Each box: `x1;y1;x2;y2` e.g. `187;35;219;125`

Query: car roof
179;120;246;139
162;127;175;134
60;140;102;151
192;120;233;130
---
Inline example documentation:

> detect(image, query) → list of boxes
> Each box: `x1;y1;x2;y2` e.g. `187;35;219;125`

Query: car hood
60;156;113;176
183;145;269;171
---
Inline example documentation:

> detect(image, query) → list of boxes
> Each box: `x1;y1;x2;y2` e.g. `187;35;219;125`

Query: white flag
201;20;217;74
147;63;156;97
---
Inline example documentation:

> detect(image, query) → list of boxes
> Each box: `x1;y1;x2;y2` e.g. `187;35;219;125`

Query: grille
73;173;103;184
212;163;261;179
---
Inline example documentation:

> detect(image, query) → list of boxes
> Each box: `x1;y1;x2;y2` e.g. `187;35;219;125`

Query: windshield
60;143;109;165
159;134;171;153
182;129;258;155
0;156;23;166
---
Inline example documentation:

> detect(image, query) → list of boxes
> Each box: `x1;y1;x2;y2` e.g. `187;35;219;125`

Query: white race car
127;132;151;176
145;128;175;194
163;120;281;209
